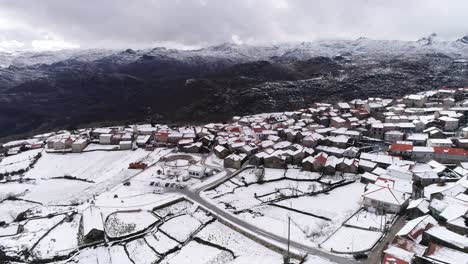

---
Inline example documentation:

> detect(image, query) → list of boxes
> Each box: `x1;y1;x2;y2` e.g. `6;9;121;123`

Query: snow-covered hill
1;34;468;68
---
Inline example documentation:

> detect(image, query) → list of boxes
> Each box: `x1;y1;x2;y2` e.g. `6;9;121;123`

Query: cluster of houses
382;175;468;263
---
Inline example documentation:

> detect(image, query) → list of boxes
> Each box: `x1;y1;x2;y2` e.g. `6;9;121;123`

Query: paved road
165;165;357;264
364;213;407;264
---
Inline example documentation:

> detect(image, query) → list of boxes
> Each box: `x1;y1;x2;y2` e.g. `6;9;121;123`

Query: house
362;184;410;213
406;133;428;146
361;172;378;184
312;152;328;171
324;156;338;174
433;147;468;164
213;145;231;159
336;158;358;174
396;215;438;243
385;130;405;143
330;117;346;128
326;135;349;148
91;128;113;139
343;146;360;158
422;226;468;253
72;138;89;153
336;102;351;113
79;205;104;244
369;123;384;139
187;165;207;179
438;116;459;131
136;135;151;147
99;134;113;145
389;144;413;158
411;147;434;162
301;133;324;147
224;153;247;169
119;141;133;150
417;243;468;264
427;138;453;148
302;156;315;171
383;237;426;264
249;151;268;166
359;159;377;172
406;199;430;219
264;152;287;169
182;142;202;153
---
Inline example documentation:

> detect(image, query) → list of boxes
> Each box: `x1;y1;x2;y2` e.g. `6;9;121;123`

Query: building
79;205;104;244
99;134;113;145
264;152;287;169
119;140;133;150
213;145;231;159
385;130;405;143
187;165;207;179
362;184;410;213
72;138;89;153
422;226;468;253
438;116;459;131
427;138;453;148
224;153;247;169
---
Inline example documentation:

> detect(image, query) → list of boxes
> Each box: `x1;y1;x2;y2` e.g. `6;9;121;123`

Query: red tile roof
433;147;468;156
390;144;413;152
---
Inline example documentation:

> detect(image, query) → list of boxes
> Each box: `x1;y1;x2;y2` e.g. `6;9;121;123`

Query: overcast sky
0;0;467;51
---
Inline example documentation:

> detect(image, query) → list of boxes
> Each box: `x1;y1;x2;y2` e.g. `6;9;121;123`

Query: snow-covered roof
362;184;408;206
425;226;468;250
81;205;104;236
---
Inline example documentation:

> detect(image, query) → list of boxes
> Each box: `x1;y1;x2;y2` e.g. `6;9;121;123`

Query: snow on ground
22;178;93;205
227;256;284;264
125;238;161;264
276;182;364;221
209;179;324;211
0;182;35;200
153;200;193;218
303;256;339;264
285;169;321;180
196;220;283;258
145;231;180;255
236;205;320;247
24;149;149;182
109;245;134;264
0;199;38;223
204;153;224;168
159;214;202;242
162;240;233;264
0;224;19;237
31;213;80;259
67;246;112;264
0;148;42;175
83;143;119;151
321;226;382;253
263;168;287;181
105;210;158;238
345;209;395;231
0;214;66;256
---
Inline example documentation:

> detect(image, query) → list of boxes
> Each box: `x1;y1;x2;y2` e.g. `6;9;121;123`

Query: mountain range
0;34;467;141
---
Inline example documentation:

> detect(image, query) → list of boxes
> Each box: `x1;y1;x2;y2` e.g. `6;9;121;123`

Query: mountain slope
0;36;467;140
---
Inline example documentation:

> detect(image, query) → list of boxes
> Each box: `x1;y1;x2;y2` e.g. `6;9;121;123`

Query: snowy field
105;210;159;238
320;226;382;253
205;167;365;248
24;149;149;182
0;148;42;175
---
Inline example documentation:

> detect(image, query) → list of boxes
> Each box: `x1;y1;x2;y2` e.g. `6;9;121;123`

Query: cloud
0;0;467;50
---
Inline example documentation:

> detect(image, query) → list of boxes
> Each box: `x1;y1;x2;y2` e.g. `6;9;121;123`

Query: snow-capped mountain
0;34;467;140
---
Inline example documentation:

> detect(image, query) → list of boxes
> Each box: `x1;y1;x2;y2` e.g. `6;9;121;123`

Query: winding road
168;156;358;264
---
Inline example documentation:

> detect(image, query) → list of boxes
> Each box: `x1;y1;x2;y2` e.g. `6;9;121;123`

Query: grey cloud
0;0;467;49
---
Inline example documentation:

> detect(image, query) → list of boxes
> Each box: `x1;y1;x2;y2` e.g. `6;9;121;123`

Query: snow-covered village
0;87;467;264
